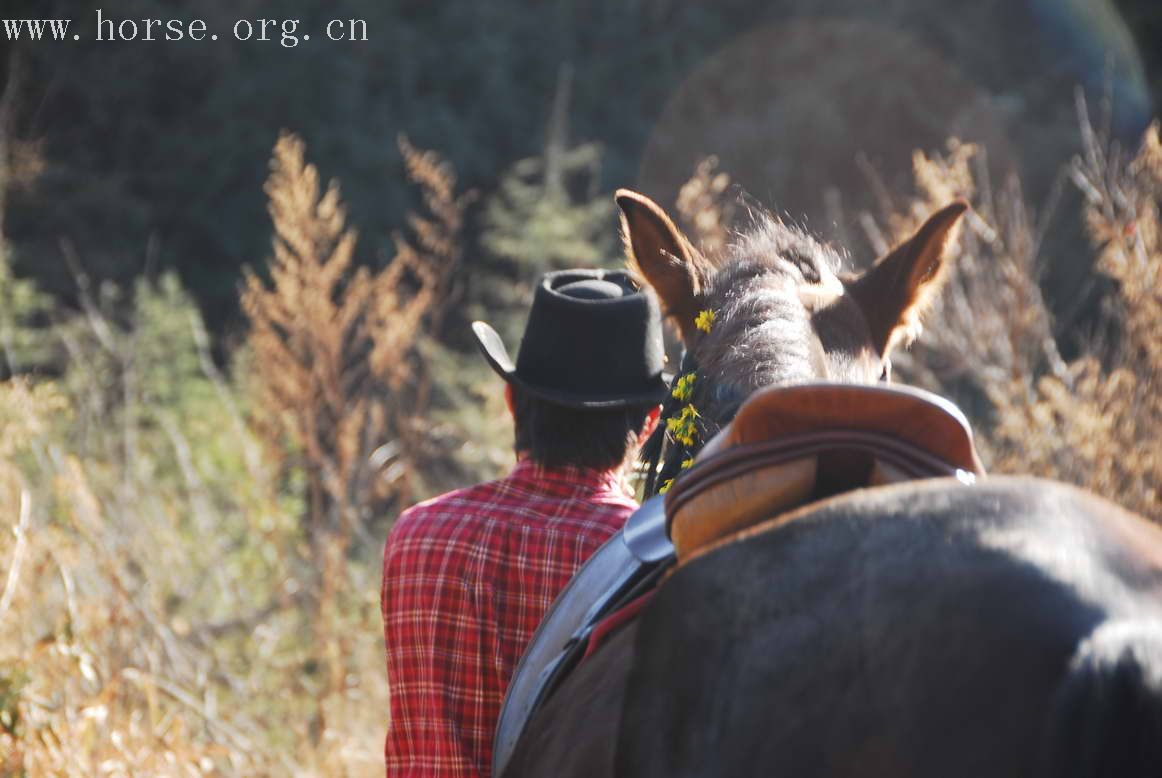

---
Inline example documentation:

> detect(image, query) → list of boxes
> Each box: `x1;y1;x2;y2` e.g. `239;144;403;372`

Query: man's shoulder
390;468;636;539
388;475;520;537
393;481;493;524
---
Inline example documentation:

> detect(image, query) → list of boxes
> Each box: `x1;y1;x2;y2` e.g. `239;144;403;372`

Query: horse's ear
847;199;968;357
616;189;711;341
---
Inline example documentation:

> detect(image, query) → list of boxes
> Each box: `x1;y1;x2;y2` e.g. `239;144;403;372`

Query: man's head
472;269;667;471
505;384;660;470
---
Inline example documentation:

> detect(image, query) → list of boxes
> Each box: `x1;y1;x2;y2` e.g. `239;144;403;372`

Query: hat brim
471;321;667;409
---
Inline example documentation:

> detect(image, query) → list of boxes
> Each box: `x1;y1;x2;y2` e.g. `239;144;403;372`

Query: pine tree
0;51;47;378
476;66;617;344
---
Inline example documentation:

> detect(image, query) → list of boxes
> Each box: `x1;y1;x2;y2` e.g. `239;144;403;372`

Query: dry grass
241;129;404;773
1;90;1157;777
243;133;471;519
0;310;320;776
675;155;736;257
994;107;1162;519
243;131;393;542
0;131;471;775
672;103;1160;521
381;137;476;506
862;99;1161;520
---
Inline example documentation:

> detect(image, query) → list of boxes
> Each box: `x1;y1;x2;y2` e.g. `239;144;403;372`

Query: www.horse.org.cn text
2;10;370;48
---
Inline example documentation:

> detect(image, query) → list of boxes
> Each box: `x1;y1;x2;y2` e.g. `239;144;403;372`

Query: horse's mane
699;215;845;404
641;211;847;495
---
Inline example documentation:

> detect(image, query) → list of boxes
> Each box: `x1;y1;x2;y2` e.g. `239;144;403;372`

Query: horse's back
616;477;1162;778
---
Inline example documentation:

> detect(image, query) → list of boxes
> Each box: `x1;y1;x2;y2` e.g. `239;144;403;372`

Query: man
381;269;666;777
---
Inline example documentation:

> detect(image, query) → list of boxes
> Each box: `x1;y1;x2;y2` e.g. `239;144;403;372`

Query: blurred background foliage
0;0;1160;774
1;0;1158;329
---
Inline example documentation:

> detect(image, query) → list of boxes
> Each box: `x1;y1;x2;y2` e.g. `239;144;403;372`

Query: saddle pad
581;591;655;662
666;383;984;559
702;382;982;470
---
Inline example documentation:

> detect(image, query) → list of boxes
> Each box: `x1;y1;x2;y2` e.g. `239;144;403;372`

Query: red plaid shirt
381;458;637;777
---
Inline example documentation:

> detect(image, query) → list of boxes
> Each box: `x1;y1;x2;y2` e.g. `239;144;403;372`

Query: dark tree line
1;0;1158;339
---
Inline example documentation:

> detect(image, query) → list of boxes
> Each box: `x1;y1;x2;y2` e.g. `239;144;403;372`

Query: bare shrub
242;132;472;533
242;131;385;546
670;108;1160;520
0;128;473;774
675;155;736;257
383;137;477;504
0;280;324;775
863;139;1069;445
864;102;1161;520
241;131;472;751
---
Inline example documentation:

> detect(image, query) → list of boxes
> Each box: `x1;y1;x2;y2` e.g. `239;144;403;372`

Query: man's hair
511;387;654;470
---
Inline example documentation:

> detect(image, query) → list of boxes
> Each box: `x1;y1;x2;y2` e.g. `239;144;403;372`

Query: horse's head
616;190;967;491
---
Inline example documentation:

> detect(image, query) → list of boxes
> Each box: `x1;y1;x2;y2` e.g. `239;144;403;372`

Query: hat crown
555;278;625;301
472;269;667;409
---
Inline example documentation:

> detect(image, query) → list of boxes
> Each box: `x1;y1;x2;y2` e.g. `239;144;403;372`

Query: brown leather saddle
665;382;985;560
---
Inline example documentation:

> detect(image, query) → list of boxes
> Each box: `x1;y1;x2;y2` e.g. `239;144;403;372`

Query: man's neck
511;454;636;498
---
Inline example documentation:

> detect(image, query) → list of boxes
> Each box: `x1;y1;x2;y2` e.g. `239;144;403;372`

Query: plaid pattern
381;458;637;777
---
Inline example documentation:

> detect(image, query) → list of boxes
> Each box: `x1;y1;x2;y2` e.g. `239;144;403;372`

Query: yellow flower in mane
681;456;696;470
666;403;700;447
659;478;674;494
672;373;697;402
694;308;717;334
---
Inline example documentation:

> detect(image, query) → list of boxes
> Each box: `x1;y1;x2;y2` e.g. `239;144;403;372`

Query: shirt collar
507;457;630;498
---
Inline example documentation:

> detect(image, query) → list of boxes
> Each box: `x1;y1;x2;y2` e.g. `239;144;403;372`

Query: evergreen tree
475;66;618;344
0;49;48;377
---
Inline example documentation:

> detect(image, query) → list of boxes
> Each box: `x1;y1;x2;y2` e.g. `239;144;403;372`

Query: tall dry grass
0;131;470;775
240;129;471;759
1;89;1157;777
673;100;1160;521
866;98;1161;521
675;155;736;258
0;281;311;776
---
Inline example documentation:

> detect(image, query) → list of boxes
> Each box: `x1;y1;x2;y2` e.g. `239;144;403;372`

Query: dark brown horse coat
503;191;1162;777
507;478;1162;777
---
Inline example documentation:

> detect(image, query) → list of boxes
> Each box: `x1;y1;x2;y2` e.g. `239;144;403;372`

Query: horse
500;190;1162;778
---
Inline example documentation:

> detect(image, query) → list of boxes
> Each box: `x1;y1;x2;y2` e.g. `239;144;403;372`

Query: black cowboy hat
471;269;668;409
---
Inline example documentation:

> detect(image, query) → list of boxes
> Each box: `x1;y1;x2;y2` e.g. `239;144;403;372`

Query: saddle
667;382;985;559
492;382;983;777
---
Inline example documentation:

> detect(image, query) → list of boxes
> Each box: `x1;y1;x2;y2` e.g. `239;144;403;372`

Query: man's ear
616;189;713;342
637;404;662;446
504;383;516;419
846;199;968;358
